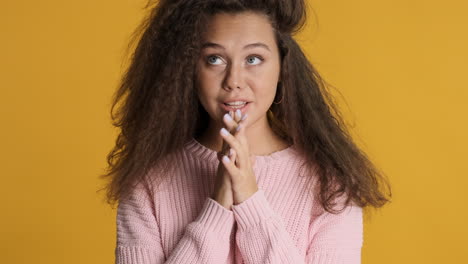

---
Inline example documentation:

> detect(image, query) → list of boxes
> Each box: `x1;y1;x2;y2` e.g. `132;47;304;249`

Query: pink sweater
115;138;363;263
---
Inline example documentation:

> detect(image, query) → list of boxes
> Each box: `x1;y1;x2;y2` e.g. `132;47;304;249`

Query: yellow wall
1;0;466;263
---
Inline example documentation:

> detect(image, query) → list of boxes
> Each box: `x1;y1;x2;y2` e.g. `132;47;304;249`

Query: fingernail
220;127;229;136
235;109;241;119
224;113;233;122
222;155;230;163
241;113;248;121
236;124;241;132
229;148;234;156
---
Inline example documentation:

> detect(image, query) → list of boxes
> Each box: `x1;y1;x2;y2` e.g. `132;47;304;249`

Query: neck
196;113;290;156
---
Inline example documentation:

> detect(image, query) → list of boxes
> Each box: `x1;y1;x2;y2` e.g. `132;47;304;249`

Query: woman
100;0;392;263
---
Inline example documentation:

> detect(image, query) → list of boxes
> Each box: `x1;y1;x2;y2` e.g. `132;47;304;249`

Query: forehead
201;11;276;48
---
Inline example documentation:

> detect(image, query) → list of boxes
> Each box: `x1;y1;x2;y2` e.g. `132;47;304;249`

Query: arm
231;189;363;264
115;181;235;264
231;189;305;263
305;201;363;264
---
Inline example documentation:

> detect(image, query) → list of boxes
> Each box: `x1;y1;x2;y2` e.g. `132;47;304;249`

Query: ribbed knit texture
115;138;363;263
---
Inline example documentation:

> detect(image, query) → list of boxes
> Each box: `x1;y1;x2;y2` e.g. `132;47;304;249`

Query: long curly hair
98;0;392;214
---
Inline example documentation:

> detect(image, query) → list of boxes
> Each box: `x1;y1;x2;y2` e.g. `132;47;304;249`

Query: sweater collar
184;137;297;165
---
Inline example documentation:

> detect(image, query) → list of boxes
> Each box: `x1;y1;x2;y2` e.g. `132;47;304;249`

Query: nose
223;61;245;91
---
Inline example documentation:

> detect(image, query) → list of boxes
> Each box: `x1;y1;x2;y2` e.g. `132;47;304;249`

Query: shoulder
144;142;217;192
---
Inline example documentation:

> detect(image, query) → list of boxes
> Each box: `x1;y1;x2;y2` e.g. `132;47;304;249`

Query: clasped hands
212;110;258;210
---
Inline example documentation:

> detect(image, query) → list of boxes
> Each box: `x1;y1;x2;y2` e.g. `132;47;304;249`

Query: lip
223;99;251;104
220;102;251;115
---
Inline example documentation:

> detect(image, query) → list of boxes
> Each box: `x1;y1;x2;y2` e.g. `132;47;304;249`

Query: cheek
250;62;280;87
250;72;279;100
197;88;216;111
196;71;216;100
196;74;221;117
197;65;222;90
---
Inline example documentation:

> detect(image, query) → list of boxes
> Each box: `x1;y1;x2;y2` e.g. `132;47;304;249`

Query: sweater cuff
231;189;276;231
194;197;235;239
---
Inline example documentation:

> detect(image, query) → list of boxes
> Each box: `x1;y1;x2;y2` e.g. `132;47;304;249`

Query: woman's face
195;11;281;128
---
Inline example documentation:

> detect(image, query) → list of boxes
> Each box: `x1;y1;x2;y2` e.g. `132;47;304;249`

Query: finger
220;127;244;168
222;112;239;132
232;110;243;142
220;111;235;155
229;148;238;167
234;109;242;123
236;113;249;148
240;112;248;122
234;114;251;168
233;112;248;134
220;140;229;157
230;110;241;132
221;154;239;177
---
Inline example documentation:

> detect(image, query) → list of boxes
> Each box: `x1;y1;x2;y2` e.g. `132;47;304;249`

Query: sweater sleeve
305;200;363;264
231;188;305;263
231;189;363;264
115;181;235;264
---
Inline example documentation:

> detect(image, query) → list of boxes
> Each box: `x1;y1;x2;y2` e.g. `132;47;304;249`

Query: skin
195;11;290;210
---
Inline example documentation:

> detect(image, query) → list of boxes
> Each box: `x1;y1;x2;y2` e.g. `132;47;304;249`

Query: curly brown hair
98;0;392;214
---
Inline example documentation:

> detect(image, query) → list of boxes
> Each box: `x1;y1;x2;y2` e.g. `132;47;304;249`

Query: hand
212;110;242;210
219;110;258;205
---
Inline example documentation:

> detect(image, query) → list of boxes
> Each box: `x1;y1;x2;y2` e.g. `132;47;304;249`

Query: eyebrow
201;42;271;52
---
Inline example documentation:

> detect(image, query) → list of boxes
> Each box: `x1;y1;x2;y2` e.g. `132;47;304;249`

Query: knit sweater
115;137;363;264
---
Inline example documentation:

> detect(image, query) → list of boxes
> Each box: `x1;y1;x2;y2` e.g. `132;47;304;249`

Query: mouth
220;101;251;114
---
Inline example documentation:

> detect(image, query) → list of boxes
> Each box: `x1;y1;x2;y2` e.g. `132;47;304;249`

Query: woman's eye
246;55;263;65
206;55;263;66
206;55;224;65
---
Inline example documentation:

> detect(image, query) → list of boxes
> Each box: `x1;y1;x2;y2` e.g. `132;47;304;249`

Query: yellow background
1;0;467;263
